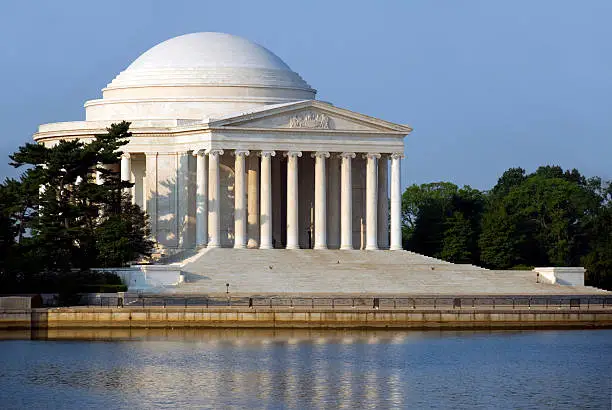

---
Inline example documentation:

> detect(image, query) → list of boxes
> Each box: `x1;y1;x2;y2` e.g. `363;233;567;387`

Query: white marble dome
126;32;292;71
85;32;316;121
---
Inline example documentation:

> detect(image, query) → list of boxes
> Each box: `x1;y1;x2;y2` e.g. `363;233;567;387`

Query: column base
259;244;273;250
233;244;246;249
314;245;328;250
365;245;379;251
340;245;353;250
207;242;221;248
390;246;403;251
286;244;299;250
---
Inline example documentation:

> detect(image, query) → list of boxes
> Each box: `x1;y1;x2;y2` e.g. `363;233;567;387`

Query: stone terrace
173;249;608;295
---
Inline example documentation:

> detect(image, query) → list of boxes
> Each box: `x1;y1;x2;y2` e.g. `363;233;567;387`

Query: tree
440;211;474;263
581;181;612;289
479;166;602;270
401;182;484;264
1;122;153;292
95;199;152;268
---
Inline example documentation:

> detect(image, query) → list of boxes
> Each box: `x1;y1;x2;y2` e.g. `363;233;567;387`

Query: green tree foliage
401;165;611;290
402;182;484;263
580;182;612;290
0;122;153;293
479;166;601;269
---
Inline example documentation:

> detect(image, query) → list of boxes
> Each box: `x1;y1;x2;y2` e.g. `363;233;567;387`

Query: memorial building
34;32;411;253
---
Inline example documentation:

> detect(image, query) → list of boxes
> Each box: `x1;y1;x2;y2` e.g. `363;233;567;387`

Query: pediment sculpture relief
288;111;332;129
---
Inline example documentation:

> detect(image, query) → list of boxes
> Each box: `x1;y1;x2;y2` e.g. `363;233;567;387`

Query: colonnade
120;150;404;251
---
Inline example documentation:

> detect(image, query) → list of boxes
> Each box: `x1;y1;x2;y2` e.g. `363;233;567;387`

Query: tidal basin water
0;329;610;409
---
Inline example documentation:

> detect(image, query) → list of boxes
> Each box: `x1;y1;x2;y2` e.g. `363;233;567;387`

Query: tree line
0;122;153;293
402;166;611;290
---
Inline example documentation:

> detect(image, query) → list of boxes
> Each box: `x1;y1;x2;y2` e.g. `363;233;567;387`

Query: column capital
259;150;276;158
193;148;207;157
284;151;302;158
233;149;250;157
206;149;224;156
339;152;356;159
120;152;131;159
363;152;381;160
390;152;405;160
144;151;158;156
311;151;330;159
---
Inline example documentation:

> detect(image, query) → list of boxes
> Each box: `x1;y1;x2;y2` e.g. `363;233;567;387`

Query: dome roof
105;32;314;92
86;32;316;122
126;32;292;71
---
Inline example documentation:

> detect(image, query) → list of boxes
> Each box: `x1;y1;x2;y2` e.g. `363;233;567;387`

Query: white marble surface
33;33;411;254
175;249;605;295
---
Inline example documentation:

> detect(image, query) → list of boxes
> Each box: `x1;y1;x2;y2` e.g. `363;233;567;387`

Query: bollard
249;298;253;308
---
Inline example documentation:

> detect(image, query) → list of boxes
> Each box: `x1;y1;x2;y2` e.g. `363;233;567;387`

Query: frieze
288;111;332;129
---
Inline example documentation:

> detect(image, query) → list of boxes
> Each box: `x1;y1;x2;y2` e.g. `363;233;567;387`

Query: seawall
2;307;611;330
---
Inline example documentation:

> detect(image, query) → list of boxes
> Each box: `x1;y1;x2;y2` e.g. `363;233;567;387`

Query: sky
1;0;610;190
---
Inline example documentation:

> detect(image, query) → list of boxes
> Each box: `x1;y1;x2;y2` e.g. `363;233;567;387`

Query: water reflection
0;329;610;409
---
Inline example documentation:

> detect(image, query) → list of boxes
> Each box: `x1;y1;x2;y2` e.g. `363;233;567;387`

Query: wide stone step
166;248;608;295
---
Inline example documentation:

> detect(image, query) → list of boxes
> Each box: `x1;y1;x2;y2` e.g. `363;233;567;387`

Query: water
0;329;610;409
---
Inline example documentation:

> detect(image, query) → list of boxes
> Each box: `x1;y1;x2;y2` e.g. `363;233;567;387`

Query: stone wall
1;307;610;330
533;267;585;286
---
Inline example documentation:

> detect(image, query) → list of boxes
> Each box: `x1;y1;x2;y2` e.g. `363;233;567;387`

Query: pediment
208;101;412;134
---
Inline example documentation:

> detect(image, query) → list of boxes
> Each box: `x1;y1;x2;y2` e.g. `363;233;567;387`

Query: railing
74;294;612;311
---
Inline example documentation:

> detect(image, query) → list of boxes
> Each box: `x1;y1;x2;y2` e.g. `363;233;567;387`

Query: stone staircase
170;248;607;295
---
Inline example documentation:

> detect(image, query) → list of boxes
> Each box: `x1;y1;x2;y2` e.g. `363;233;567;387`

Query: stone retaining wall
1;307;611;330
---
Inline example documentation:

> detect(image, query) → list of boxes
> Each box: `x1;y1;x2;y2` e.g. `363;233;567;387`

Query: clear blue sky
1;0;610;190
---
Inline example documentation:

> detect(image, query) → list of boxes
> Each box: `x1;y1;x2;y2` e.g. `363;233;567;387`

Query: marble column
194;150;208;247
339;152;356;250
312;151;330;249
364;153;381;250
120;153;131;182
327;155;341;249
247;155;260;248
233;150;249;249
377;155;389;249
390;153;404;251
120;153;134;204
95;167;104;185
259;151;275;249
207;149;223;248
285;151;302;249
144;152;158;236
177;152;191;249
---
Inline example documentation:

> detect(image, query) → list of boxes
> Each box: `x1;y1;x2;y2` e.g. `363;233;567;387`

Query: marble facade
34;33;412;253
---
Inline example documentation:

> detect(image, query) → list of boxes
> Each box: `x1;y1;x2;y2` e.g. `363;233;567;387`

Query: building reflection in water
17;328;425;407
2;328;608;408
